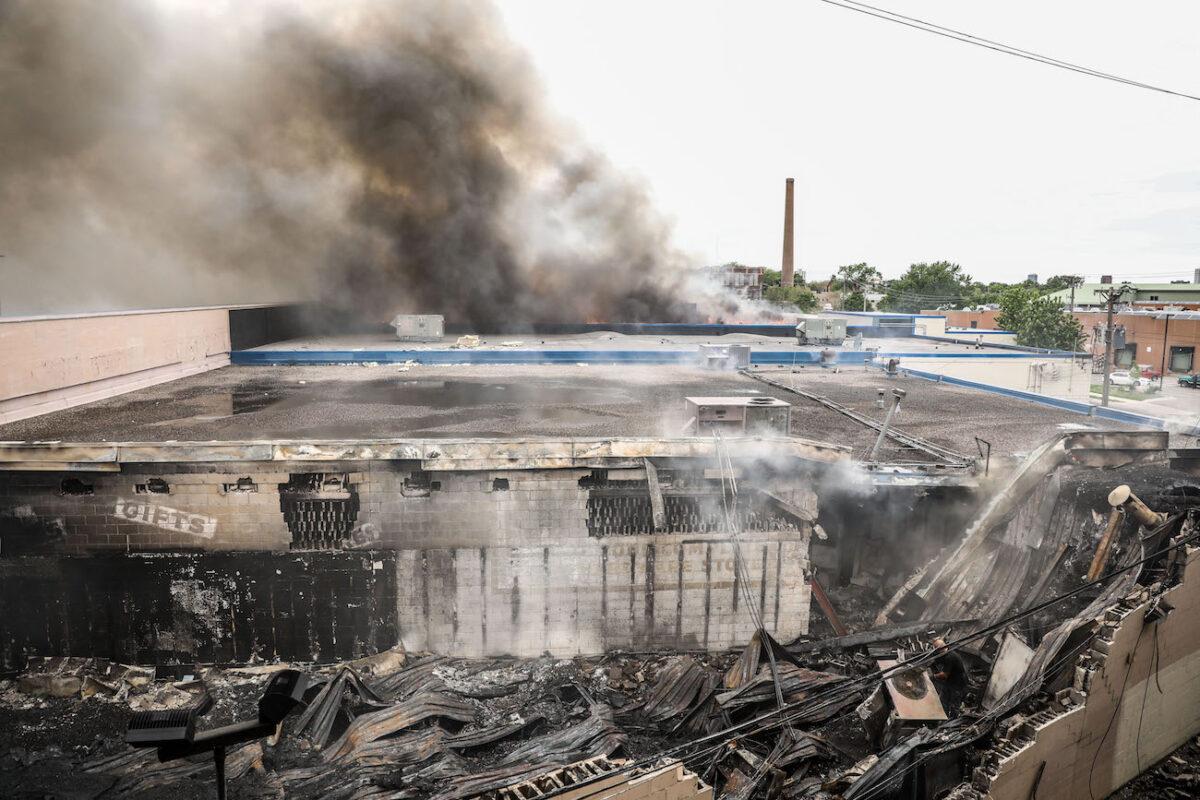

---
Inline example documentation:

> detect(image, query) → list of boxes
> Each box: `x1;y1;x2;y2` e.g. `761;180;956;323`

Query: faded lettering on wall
114;498;217;539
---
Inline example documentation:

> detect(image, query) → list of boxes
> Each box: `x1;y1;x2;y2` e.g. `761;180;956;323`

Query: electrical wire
529;525;1199;800
845;633;1104;800
812;0;1200;103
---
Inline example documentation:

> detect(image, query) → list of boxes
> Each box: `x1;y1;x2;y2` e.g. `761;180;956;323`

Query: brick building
702;263;766;300
934;308;1200;373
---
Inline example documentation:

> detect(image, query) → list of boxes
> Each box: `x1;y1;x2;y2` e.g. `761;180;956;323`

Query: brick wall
980;542;1200;800
931;309;1200;372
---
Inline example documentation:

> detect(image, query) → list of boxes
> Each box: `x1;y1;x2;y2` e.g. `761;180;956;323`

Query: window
1148;295;1159;301
1170;346;1195;373
1116;343;1137;368
969;320;978;329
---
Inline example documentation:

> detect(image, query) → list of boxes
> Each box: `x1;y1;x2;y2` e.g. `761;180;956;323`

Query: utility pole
1159;313;1171;390
1064;274;1083;313
1098;283;1132;407
1062;275;1083;394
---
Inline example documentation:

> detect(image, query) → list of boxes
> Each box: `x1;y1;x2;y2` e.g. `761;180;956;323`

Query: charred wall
0;551;397;672
812;485;980;595
0;460;817;664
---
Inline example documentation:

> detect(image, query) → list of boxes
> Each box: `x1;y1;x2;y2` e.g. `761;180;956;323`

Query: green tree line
747;260;1084;350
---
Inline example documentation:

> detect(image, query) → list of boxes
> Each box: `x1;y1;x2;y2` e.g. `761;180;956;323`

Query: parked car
1179;373;1200;389
1139;366;1162;380
1108;371;1146;388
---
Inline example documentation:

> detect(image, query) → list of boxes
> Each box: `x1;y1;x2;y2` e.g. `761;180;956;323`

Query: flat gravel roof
0;363;1128;459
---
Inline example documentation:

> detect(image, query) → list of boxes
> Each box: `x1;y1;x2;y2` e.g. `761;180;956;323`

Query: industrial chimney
781;178;795;287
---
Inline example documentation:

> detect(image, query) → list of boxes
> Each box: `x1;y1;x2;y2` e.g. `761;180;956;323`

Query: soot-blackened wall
0;462;817;665
0;551;397;671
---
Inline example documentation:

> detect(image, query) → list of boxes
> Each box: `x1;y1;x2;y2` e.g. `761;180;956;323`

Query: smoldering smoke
0;0;710;323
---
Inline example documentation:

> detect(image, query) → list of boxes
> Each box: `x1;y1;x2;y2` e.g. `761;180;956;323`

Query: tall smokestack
781;178;795;287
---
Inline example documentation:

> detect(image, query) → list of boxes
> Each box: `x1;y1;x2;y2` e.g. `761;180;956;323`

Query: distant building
703;263;765;300
933;308;1200;374
1047;281;1200;310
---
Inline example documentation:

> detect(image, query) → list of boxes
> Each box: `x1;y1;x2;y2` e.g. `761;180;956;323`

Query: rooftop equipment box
685;396;791;435
795;315;847;346
390;314;444;342
697;344;751;370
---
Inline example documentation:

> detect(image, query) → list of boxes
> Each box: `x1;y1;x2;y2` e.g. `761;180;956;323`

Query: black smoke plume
0;0;705;323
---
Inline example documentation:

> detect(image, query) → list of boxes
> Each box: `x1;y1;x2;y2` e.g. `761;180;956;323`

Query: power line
529;523;1199;800
812;0;1200;103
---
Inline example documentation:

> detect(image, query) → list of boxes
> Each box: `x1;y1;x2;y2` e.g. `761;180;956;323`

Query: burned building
1;308;1198;800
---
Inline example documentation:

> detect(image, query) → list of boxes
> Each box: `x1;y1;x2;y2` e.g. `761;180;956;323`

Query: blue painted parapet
888;364;1175;430
231;348;1079;367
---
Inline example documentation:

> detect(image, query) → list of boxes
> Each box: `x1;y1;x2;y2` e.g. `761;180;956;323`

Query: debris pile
1;441;1198;800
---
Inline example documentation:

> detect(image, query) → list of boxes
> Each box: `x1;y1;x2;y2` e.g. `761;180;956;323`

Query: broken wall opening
811;485;980;613
279;472;360;550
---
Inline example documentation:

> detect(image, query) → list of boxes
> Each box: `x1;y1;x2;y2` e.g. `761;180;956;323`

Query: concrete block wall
1;464;821;555
357;467;592;549
0;465;602;554
0;466;293;554
395;533;811;658
980;541;1200;800
0;462;816;657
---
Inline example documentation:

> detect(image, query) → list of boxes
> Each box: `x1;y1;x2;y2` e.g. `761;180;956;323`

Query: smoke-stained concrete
0;0;710;323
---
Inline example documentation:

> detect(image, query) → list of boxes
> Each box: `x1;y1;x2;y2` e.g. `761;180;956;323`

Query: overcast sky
497;0;1200;284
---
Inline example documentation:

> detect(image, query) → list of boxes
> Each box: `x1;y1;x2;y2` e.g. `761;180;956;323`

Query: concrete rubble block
345;645;407;677
17;673;81;698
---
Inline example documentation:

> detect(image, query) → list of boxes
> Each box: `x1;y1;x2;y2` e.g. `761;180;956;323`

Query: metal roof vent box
685;396;791;435
390;314;444;342
697;344;751;370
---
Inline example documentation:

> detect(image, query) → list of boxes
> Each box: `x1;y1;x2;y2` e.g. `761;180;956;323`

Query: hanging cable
812;0;1200;103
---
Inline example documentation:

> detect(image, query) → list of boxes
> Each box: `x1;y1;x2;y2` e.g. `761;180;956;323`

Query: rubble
1;436;1198;800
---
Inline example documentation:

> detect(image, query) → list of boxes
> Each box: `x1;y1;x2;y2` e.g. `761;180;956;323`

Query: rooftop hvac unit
685;396;791;435
697;344;751;370
795;315;847;346
390;314;444;342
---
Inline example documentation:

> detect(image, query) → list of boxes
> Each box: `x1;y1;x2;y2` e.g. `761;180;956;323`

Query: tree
1015;296;1084;350
960;281;1009;308
995;286;1083;350
878;262;973;312
834;263;881;289
764;285;818;312
761;269;781;288
995;285;1040;332
834;263;881;310
1040;274;1083;295
844;291;874;311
